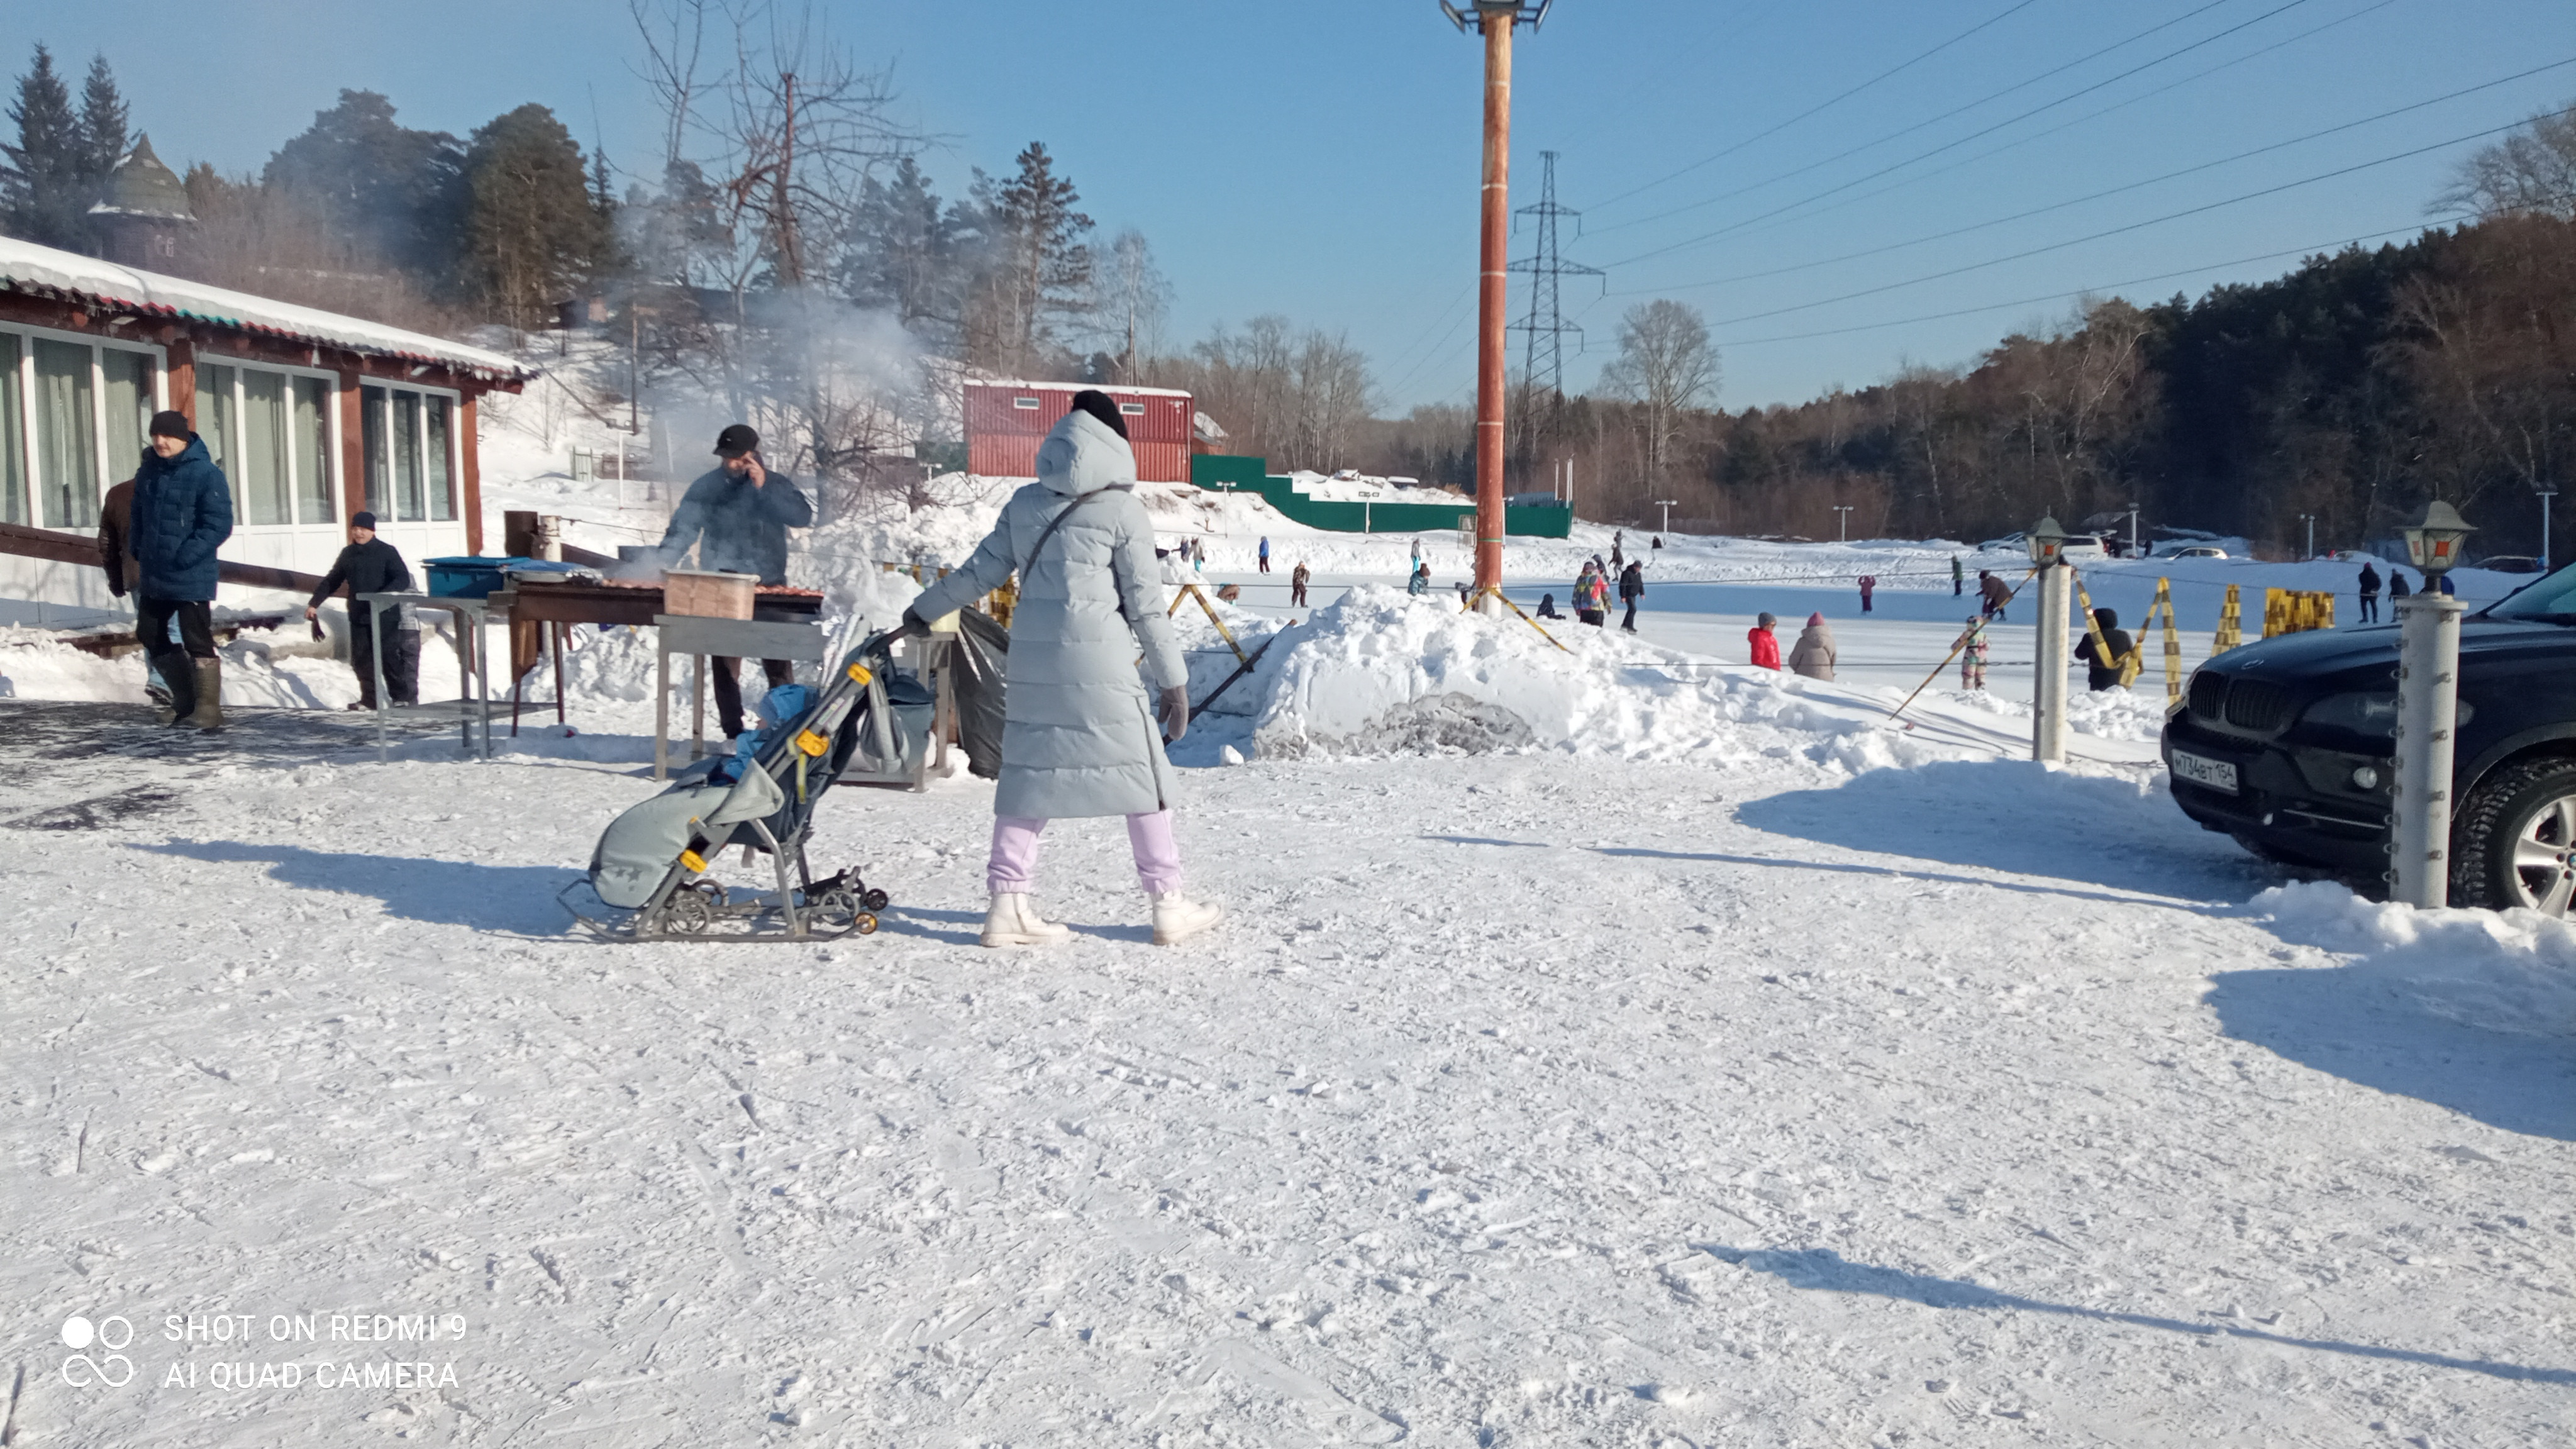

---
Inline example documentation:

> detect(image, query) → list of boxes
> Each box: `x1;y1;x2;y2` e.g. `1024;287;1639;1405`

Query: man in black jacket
307;512;419;709
2074;606;2136;692
1618;559;1646;632
656;424;816;737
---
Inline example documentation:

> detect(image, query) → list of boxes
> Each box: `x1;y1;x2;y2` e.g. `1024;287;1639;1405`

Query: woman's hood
1035;409;1138;496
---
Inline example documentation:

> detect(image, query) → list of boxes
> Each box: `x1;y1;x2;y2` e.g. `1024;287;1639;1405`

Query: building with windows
0;233;527;619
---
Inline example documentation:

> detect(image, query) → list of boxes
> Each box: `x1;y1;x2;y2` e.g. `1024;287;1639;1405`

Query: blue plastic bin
425;556;535;599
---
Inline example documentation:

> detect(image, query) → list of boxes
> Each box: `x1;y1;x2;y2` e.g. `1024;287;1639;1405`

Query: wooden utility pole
1445;0;1551;609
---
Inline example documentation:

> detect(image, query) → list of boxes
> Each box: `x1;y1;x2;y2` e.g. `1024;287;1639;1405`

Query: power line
1665;0;2403;255
1712;216;2455;347
1585;0;2238;237
1611;58;2575;297
1697;108;2569;328
1584;0;2049;214
1602;0;2328;271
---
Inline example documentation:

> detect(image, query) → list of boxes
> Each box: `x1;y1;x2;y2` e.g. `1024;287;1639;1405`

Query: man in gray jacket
903;392;1223;949
657;423;815;738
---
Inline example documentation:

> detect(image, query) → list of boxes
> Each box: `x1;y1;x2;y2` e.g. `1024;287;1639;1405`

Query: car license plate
2171;750;2238;794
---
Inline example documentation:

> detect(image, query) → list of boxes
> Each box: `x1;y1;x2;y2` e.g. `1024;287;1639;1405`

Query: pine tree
0;44;91;250
76;53;127;182
265;90;468;283
460;103;607;328
841;157;975;344
967;142;1092;372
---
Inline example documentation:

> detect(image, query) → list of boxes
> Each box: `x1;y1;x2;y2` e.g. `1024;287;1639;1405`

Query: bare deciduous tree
1597;299;1717;482
2433;97;2576;221
1097;228;1170;381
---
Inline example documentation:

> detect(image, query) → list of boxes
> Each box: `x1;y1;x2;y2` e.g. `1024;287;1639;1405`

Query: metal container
963;380;1194;482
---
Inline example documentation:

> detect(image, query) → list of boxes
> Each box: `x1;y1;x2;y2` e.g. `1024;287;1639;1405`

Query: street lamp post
1653;499;1678;535
2538;484;2558;574
2027;514;2071;764
1833;505;1855;543
2390;499;2475;908
2299;513;2316;561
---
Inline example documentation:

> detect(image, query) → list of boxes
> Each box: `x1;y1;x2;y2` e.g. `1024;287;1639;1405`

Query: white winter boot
1150;891;1224;947
981;892;1070;948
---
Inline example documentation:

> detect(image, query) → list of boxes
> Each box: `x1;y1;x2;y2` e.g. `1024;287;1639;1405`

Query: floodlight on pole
2538;483;2558;574
1653;499;1678;534
2299;513;2316;561
1832;504;1855;543
1442;0;1552;611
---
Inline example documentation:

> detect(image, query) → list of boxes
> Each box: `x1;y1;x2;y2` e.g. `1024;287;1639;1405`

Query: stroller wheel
860;887;891;913
663;890;714;935
852;912;879;936
808;887;860;926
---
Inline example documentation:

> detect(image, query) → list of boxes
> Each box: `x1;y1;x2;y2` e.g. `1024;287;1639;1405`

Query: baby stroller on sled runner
564;627;933;941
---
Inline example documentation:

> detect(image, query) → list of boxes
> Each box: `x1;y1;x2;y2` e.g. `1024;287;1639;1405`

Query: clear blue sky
11;0;2570;411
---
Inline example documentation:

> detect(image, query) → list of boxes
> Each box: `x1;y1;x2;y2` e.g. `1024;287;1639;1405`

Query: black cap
1069;389;1129;440
148;409;190;439
351;511;378;530
714;423;758;458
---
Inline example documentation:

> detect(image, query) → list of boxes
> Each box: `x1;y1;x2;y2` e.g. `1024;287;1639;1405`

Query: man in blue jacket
655;423;814;737
128;409;234;730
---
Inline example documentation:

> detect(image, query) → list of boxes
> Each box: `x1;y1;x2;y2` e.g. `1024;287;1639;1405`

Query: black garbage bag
950;609;1009;780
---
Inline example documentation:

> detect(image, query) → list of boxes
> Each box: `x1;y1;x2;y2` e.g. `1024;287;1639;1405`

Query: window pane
102;347;152;485
392;389;423;521
292;376;333;524
239;369;290;525
199;363;235;494
425;396;453;522
0;333;23;526
33;338;98;528
361;384;387;517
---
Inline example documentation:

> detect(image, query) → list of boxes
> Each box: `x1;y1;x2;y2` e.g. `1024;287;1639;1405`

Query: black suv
2162;567;2576;911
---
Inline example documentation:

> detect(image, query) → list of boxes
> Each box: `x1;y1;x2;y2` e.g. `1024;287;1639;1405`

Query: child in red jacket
1748;611;1782;670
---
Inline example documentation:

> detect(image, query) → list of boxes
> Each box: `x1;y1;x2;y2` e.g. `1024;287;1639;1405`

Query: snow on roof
966;377;1194;399
0;234;527;382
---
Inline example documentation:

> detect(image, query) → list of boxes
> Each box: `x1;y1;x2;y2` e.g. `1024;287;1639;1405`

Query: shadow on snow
1705;1245;2574;1384
137;839;571;935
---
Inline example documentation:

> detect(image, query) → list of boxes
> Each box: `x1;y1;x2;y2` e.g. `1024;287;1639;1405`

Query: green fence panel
1189;453;1572;538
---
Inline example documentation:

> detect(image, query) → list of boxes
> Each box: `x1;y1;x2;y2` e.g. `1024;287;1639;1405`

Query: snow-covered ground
6;398;2570;1445
6;667;2570;1445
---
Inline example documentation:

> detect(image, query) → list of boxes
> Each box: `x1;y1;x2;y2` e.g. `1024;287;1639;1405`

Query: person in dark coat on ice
2357;561;2382;623
2074;606;2135;691
1617;559;1646;631
655;423;816;738
307;512;419;708
129;410;233;730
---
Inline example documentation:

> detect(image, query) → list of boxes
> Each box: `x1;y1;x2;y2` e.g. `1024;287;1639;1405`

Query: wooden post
460;392;484;553
337;364;367;525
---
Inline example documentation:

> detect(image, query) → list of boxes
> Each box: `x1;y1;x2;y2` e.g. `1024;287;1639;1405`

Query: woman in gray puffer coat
903;392;1224;948
1786;611;1836;680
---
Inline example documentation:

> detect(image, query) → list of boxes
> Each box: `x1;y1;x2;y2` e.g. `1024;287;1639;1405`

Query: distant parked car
2474;555;2545;574
2158;545;2229;560
1979;531;2107;558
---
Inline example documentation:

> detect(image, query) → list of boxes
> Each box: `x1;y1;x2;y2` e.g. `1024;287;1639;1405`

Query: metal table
654;613;830;780
356;591;494;763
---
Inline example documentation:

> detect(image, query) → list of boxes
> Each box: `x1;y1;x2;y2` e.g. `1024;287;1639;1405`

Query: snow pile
2065;685;2171;740
2243;880;2576;1037
1243;586;1960;770
0;623;458;708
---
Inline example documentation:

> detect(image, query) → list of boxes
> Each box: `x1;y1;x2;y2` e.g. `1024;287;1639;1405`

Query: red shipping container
964;379;1194;482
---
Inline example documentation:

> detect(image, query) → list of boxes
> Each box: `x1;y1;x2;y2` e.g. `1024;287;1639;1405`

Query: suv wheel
2452;757;2576;914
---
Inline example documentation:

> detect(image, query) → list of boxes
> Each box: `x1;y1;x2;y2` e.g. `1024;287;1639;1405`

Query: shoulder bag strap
1014;484;1128;578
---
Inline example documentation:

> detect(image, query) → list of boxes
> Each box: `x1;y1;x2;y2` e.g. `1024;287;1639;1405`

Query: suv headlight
2301;691;2475;735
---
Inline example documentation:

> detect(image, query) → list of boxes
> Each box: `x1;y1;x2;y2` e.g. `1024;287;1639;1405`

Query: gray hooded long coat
909;410;1187;819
